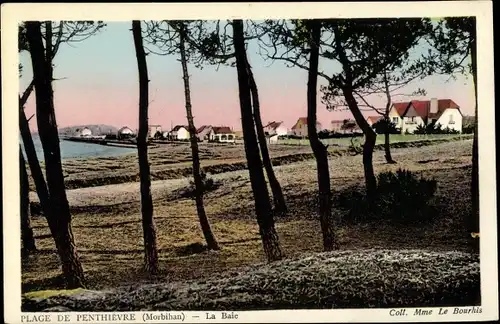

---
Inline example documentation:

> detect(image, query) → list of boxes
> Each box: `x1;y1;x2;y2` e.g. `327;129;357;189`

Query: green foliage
153;131;163;139
462;124;475;134
426;17;476;77
338;169;437;224
372;118;400;134
414;121;460;135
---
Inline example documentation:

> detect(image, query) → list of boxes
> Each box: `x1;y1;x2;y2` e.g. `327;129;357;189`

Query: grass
23;139;477;300
279;133;473;146
26;134;472;190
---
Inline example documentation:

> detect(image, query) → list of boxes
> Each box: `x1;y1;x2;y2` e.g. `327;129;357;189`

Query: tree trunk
20;147;37;256
26;21;85;288
178;23;220;250
343;88;378;198
233;19;282;262
333;25;377;198
19;97;51;218
384;130;395;163
246;60;288;217
383;73;396;164
470;32;479;237
306;20;337;251
132;20;159;274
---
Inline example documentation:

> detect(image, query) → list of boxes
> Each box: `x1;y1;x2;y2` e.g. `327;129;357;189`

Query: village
15;12;492;315
67;97;473;146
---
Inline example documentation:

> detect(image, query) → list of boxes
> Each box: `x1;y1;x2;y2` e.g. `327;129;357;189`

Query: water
23;134;137;161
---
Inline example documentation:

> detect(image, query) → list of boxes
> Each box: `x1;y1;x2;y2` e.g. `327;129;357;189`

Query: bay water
22;134;137;161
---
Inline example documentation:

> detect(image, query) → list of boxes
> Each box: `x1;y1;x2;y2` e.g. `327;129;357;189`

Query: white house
291;117;322;137
212;126;235;143
263;121;288;137
117;126;135;139
170;125;190;140
78;127;92;137
389;98;463;134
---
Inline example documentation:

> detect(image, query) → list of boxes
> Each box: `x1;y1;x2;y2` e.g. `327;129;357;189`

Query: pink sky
20;22;475;133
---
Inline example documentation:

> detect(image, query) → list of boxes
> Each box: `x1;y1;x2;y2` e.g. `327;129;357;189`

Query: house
169;125;190;140
263;121;288;137
117;126;135;139
148;125;162;138
331;119;362;134
196;125;215;142
291;117;322;137
389;98;463;134
212;126;235;143
76;127;92;137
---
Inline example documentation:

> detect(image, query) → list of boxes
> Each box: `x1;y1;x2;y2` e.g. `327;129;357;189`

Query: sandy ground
23;139;475;292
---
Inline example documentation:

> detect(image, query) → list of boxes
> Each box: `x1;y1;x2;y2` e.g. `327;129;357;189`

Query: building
389;98;463;134
117;126;135;139
291;117;322;137
169;125;190;140
75;127;92;137
196;125;215;142
263;121;288;137
212;126;235;143
148;125;163;138
330;119;361;134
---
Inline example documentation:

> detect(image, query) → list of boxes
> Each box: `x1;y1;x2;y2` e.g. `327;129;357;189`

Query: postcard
1;1;497;323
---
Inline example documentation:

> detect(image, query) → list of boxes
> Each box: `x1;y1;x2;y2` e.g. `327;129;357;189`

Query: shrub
174;172;221;199
462;124;475;134
372;118;400;134
414;121;460;135
338;169;437;224
22;250;480;311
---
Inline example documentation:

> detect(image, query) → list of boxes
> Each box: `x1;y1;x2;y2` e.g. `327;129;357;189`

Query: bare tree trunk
178;23;220;250
344;88;378;198
233;19;282;262
132;21;159;274
246;60;288;217
470;33;479;237
306;20;337;251
334;25;377;198
383;72;396;164
26;21;85;288
19;89;51;218
20;147;36;256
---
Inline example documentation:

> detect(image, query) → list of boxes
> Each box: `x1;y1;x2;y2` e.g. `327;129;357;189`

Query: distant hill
58;124;119;136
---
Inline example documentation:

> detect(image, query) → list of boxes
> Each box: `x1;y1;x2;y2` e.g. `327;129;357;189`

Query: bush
414;121;460;135
462;124;475;134
338;169;437;224
174;172;221;199
372;118;400;134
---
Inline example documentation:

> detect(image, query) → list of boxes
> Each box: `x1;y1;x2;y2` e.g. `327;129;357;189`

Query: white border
1;1;497;323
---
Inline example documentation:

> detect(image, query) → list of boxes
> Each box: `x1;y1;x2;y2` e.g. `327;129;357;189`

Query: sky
19;21;476;132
